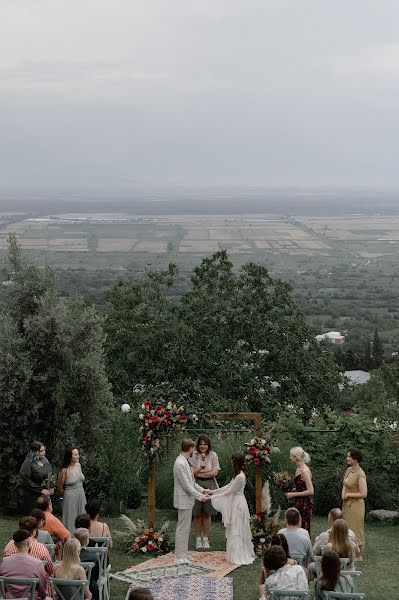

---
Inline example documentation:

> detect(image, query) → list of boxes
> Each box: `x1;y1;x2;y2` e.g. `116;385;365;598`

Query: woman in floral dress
286;446;314;534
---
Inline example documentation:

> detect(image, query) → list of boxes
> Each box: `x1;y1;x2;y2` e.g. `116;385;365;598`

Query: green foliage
0;235;113;509
272;408;399;513
106;251;342;421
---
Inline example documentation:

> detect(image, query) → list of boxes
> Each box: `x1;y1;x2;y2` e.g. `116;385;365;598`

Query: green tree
106;251;342;421
372;329;384;369
0;234;113;509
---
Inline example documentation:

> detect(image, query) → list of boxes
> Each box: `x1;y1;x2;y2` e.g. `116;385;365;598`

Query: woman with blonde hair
286;446;314;533
54;537;91;599
327;519;354;569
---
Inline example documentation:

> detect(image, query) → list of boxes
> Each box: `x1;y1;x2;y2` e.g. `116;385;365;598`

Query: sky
1;0;399;190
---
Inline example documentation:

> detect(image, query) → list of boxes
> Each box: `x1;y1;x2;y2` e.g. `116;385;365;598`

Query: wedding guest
75;514;91;530
286;446;314;534
326;519;355;569
342;448;367;556
37;495;70;543
74;528;99;600
259;534;297;596
54;537;91;600
30;509;54;544
0;530;49;600
260;545;309;600
315;550;356;600
313;508;359;556
20;441;54;514
4;516;54;577
173;438;208;565
190;434;220;549
128;589;154;600
271;533;298;566
85;499;113;548
58;447;87;534
208;452;255;566
278;508;313;566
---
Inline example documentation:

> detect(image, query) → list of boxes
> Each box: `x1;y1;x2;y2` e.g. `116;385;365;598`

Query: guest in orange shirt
37;495;70;543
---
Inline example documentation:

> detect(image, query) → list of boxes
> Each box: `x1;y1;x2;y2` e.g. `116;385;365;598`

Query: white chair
0;576;38;600
82;546;109;600
340;571;362;592
314;556;351;577
44;543;56;561
88;537;111;549
325;593;365;600
50;578;87;600
269;591;310;599
80;562;95;584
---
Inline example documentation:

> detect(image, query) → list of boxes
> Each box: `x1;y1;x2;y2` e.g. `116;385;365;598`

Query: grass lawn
0;510;396;599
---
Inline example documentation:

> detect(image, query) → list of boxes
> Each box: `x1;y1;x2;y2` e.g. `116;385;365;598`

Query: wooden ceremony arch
147;411;263;528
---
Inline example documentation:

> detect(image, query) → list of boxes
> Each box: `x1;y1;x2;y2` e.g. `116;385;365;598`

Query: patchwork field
2;212;399;265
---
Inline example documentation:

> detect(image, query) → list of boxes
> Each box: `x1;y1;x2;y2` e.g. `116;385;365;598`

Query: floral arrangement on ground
115;515;174;555
250;508;281;557
139;400;197;460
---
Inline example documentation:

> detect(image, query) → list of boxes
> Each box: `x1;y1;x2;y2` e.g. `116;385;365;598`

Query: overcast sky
1;1;399;190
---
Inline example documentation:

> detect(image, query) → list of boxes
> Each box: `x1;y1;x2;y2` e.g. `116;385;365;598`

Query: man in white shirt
173;438;209;565
278;508;313;566
313;507;359;556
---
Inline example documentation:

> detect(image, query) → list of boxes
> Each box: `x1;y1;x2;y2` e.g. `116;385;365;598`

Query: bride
208;452;255;565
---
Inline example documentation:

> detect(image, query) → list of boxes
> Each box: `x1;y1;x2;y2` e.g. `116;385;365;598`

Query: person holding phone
190;434;220;549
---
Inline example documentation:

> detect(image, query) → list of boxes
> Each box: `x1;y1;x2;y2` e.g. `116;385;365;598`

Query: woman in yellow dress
341;448;367;556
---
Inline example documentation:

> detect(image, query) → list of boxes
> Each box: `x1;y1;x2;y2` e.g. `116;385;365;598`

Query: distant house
344;370;371;385
315;331;345;345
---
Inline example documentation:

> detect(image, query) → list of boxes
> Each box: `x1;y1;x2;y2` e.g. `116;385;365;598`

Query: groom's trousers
175;508;193;560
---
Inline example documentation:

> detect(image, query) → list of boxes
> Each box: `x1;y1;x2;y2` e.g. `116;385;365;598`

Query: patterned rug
111;562;216;583
124;576;233;600
111;551;240;582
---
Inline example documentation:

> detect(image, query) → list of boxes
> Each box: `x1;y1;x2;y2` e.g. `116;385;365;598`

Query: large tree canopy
106;251;341;419
0;234;113;508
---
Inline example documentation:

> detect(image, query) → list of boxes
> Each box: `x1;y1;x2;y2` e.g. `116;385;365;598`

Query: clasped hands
201;489;213;502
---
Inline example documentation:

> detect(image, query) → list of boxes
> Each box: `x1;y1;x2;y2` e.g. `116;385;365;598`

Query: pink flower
253;458;261;466
248;446;257;456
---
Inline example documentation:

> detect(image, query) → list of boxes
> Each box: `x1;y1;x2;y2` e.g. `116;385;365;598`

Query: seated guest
4;516;54;577
74;528;99;600
85;500;113;549
315;550;356;600
259;534;297;597
37;495;70;543
128;589;154;600
75;513;91;530
54;538;92;600
31;509;54;544
326;519;355;569
313;508;359;556
277;508;313;566
0;529;49;600
261;545;309;600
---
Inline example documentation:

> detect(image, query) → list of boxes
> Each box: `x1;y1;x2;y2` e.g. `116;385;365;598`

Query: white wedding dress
211;471;255;565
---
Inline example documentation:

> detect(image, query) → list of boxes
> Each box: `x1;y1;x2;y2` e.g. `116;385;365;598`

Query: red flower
151;415;159;423
146;542;155;551
144;401;152;411
253;458;261;466
179;415;188;423
248;446;257;456
154;405;163;413
143;435;151;443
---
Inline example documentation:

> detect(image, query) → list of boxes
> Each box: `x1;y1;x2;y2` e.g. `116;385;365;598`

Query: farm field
4;211;399;262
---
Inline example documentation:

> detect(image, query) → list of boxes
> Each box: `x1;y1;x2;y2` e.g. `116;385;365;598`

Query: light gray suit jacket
173;454;204;509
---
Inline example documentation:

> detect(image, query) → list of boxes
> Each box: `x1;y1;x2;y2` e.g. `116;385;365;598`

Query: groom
173;438;209;564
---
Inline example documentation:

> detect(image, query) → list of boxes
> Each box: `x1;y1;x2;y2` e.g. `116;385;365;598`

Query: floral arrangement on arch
244;436;273;467
115;516;174;555
139;400;197;460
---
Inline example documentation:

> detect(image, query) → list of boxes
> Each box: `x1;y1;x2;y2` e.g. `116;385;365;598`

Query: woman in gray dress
58;447;87;533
